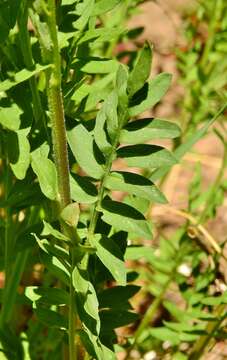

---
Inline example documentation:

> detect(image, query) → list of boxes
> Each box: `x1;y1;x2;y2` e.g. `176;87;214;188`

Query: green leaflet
127;41;152;97
98;285;140;310
150;104;227;182
129;73;172;116
35;308;67;329
67;124;104;179
100;309;139;332
104;90;119;140
125;246;155;261
117;144;177;169
94;106;112;154
0;64;51;92
92;235;126;286
73;265;100;335
77;28;123;45
41;221;70;242
101;199;152;239
73;0;95;30
31;144;58;200
10;128;30;180
92;0;121;15
0;104;22;131
70;174;98;203
148;327;180;346
120;118;181;144
73;58;119;74
25;286;69;306
105;171;167;203
40;251;70;286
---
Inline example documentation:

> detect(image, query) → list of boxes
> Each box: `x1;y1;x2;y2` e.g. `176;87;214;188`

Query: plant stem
47;0;71;209
46;2;76;359
200;0;223;70
189;304;226;360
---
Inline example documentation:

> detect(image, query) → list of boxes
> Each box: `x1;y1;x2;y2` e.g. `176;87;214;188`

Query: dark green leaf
100;309;138;332
25;286;69;306
41;221;70;242
98;285;140;309
127;41;152;97
35;308;67;329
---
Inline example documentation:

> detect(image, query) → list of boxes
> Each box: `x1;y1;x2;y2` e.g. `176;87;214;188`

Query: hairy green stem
46;1;76;359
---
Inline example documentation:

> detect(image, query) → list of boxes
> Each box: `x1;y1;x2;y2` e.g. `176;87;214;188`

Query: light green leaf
105;171;167;203
92;0;121;15
74;58;119;74
104;90;118;140
70;174;98;203
120;118;181;144
0;104;22;131
40;251;70;286
129;73;172;117
92;235;126;286
10;128;30;179
101;200;152;239
73;0;94;30
0;64;51;92
73;265;100;335
127;41;152;97
31;143;58;200
61;202;80;228
67;124;104;179
117;144;177;169
94;106;112;154
78;28;123;45
149;327;180;346
42;221;70;242
125;246;155;261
